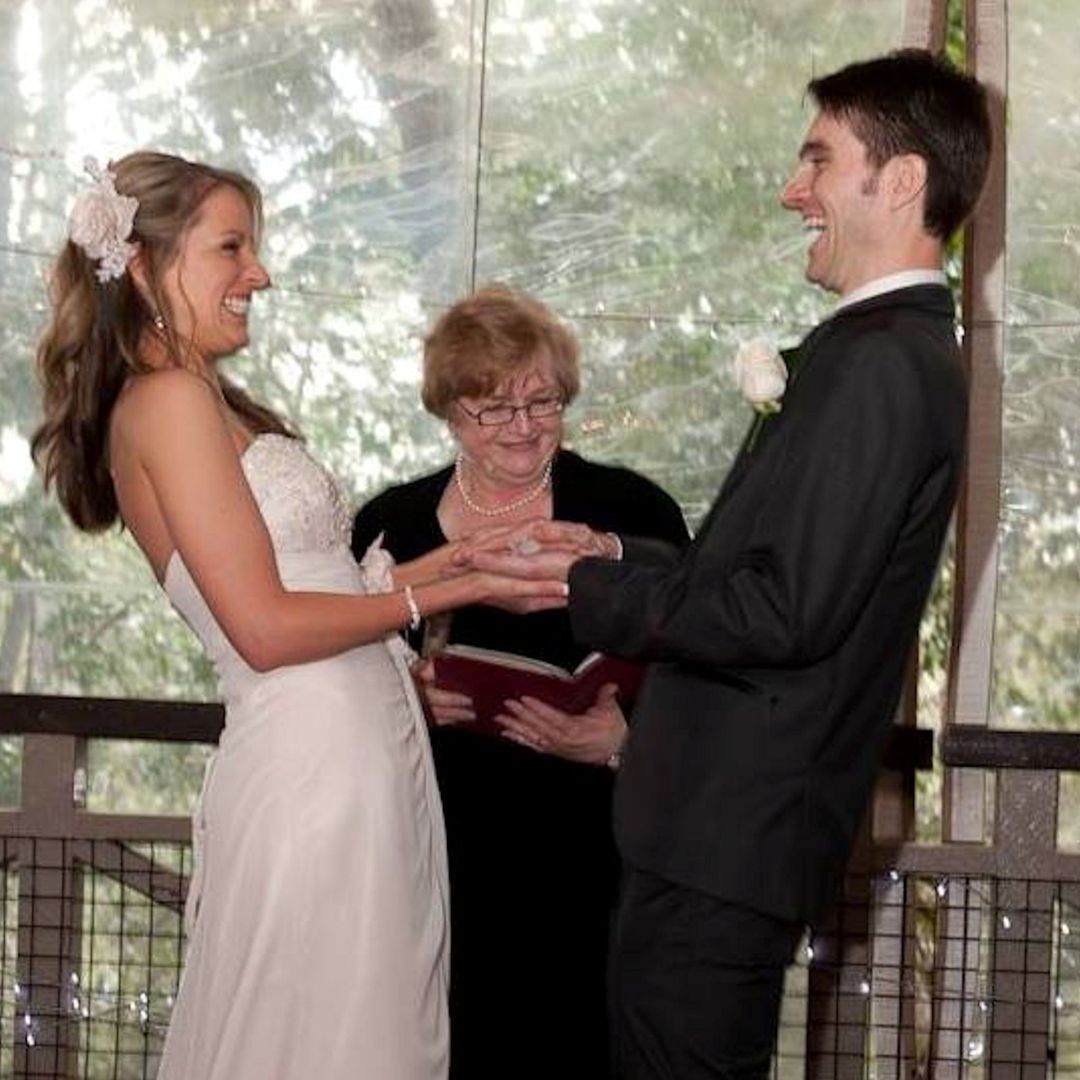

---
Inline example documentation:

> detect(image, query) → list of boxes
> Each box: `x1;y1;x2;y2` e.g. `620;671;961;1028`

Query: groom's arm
569;333;961;670
618;535;684;568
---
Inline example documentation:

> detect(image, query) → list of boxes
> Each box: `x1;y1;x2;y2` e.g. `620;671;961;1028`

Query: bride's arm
390;542;465;590
121;372;562;671
387;520;527;590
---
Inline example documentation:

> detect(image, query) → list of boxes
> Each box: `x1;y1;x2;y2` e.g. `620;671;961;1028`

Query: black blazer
568;285;968;925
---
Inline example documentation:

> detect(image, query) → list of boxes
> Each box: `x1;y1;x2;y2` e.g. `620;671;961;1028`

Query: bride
31;151;567;1080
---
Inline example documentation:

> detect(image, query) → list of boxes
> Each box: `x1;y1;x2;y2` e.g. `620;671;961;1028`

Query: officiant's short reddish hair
421;285;580;419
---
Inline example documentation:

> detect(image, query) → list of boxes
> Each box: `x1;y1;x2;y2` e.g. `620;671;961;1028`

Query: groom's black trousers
610;867;804;1080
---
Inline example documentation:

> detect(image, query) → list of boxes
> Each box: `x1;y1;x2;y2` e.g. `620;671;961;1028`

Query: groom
474;49;992;1078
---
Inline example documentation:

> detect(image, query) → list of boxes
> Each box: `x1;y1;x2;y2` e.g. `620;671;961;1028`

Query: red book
431;644;645;735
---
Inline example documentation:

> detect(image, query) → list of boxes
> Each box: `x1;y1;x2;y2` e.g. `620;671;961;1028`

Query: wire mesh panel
0;847;1077;1078
769;871;1080;1080
1055;886;1080;1078
0;837;189;1080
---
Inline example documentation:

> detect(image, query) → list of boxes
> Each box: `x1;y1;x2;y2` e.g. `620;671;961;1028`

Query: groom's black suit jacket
569;285;967;926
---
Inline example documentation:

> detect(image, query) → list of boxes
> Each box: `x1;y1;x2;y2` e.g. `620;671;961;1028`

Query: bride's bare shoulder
112;369;221;444
117;367;217;411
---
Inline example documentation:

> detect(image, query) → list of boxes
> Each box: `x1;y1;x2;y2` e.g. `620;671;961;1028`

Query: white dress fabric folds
157;434;449;1080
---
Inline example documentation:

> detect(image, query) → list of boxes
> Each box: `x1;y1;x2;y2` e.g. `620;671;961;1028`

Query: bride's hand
474;570;569;614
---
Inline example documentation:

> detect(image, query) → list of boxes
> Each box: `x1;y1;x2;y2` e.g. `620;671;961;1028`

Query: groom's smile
781;111;886;298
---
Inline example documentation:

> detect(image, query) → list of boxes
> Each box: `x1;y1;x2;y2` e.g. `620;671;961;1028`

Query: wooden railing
1;694;1079;1078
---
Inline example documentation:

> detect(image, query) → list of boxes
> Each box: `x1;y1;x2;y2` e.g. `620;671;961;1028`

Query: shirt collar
834;269;948;314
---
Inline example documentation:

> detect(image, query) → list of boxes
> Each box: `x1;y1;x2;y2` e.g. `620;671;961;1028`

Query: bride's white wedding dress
156;433;449;1080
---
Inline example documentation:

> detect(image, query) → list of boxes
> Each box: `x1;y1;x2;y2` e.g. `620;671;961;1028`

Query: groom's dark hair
808;48;992;241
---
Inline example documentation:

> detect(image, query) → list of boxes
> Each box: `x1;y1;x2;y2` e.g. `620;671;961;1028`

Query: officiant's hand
470;519;618;558
458;520;620;584
492;683;627;767
412;659;476;727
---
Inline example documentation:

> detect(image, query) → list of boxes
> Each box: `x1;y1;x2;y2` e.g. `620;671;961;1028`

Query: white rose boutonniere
733;339;788;451
734;338;787;413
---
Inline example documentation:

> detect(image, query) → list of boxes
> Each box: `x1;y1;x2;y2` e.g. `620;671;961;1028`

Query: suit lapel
704;284;955;533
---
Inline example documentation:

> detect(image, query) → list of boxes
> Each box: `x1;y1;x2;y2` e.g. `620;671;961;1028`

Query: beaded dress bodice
163;433;370;700
239;433;352;555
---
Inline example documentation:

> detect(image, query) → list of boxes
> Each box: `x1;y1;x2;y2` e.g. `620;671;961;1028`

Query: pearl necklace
454;455;553;518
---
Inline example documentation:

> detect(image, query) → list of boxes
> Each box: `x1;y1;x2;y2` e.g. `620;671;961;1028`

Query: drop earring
152;312;166;333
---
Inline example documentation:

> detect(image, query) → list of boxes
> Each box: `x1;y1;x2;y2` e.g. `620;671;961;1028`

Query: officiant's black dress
352;449;688;1080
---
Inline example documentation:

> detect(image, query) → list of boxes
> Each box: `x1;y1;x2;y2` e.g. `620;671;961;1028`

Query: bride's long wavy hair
31;151;293;533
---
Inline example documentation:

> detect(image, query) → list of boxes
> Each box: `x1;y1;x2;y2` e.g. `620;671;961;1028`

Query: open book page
432;643;579;680
432;643;617;678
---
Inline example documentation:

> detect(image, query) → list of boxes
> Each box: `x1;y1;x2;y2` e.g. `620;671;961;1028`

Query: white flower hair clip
67;156;139;283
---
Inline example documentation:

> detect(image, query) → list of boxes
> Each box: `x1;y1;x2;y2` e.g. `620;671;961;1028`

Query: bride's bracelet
402;585;422;631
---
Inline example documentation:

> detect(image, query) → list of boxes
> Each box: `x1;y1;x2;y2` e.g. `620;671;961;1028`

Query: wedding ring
512;537;541;556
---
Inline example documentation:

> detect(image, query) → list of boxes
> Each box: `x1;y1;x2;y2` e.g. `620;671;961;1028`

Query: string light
0;969;176;1045
0;891;1066;1060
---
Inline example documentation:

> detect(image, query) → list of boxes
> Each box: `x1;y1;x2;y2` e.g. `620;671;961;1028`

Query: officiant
351;284;688;1080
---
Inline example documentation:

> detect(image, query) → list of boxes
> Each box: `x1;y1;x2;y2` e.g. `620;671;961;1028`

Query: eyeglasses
456;397;565;427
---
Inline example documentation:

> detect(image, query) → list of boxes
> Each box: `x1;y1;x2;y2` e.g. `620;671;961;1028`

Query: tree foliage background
1;0;1078;835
